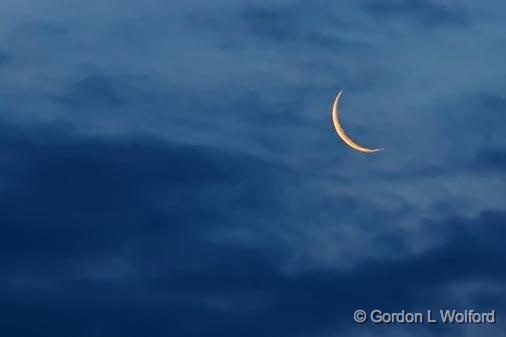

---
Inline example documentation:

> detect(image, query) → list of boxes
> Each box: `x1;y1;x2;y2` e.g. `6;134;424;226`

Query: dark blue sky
1;1;506;336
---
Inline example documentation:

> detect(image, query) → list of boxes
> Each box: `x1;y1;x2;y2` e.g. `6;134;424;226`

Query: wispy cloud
362;0;470;27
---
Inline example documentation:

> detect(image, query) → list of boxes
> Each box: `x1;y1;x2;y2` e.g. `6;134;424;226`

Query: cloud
0;121;293;257
471;149;506;172
241;7;297;41
186;2;371;55
56;75;124;109
0;121;505;337
362;0;470;27
0;52;10;66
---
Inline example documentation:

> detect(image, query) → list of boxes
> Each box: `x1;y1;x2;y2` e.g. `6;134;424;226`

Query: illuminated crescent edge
332;90;383;153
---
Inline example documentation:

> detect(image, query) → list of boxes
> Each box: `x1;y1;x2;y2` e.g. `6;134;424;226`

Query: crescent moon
332;90;383;153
